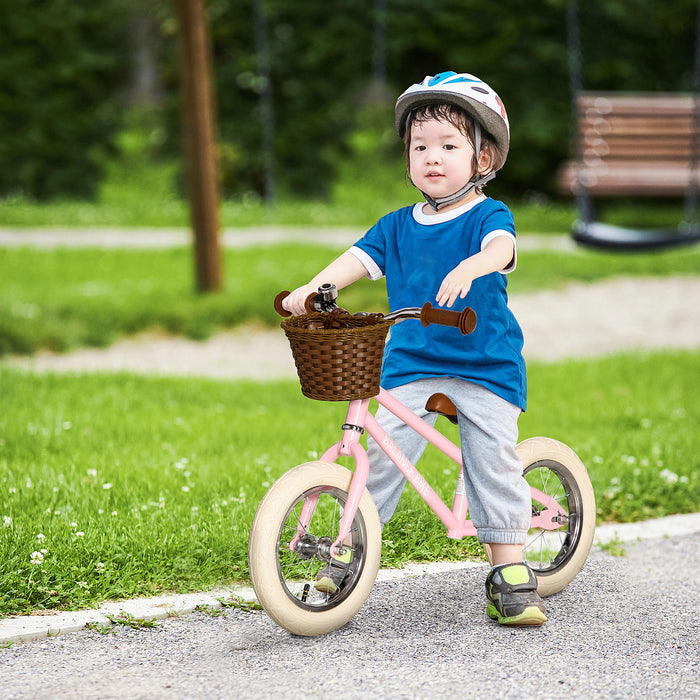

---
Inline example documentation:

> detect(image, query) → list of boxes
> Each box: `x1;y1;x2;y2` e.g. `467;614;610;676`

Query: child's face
408;117;478;210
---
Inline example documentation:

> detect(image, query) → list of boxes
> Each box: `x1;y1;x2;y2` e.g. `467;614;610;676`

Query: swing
561;0;700;250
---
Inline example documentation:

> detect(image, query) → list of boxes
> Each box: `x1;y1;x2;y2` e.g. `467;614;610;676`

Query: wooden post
175;0;222;292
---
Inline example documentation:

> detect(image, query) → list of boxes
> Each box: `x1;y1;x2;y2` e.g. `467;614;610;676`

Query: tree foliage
0;0;131;200
2;0;697;201
179;0;700;199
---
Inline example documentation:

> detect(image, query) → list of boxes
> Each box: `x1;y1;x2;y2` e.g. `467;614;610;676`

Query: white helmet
395;71;510;170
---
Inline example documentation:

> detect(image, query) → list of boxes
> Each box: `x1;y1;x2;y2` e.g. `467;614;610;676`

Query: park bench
558;91;700;249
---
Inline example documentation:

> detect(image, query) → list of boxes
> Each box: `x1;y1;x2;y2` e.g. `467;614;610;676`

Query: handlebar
274;282;339;317
274;285;476;335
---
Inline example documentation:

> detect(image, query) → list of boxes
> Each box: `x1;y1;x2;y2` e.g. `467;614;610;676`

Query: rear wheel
518;437;596;596
248;461;382;636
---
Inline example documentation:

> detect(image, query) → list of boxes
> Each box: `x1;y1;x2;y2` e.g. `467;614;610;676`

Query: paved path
2;527;698;699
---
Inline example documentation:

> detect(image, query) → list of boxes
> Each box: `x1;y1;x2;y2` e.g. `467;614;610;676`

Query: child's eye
443;144;456;150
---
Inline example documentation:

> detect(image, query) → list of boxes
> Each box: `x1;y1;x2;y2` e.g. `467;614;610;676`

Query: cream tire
248;461;382;636
483;438;595;597
518;437;596;596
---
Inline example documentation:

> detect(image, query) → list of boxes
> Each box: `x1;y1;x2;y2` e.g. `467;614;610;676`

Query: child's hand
282;284;316;316
436;260;475;307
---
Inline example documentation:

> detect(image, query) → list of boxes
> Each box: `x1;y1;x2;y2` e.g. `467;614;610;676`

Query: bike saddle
425;393;458;425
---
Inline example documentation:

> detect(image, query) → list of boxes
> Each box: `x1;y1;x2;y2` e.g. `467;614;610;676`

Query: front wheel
248;461;382;636
518;437;596;596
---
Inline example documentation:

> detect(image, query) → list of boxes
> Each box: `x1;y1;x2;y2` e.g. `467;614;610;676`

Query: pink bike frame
308;388;567;558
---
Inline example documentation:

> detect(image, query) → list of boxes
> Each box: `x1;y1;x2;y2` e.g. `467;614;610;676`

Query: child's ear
477;145;494;174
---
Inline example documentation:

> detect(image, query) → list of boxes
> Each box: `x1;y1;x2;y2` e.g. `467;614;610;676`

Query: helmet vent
471;86;489;94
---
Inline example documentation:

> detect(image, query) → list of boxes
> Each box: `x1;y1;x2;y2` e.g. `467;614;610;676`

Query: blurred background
1;0;697;214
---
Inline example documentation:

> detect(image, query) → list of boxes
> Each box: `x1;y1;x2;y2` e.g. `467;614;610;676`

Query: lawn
1;350;698;617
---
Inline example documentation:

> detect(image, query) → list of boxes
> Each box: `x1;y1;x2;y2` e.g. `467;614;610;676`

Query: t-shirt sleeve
479;204;517;273
349;216;389;281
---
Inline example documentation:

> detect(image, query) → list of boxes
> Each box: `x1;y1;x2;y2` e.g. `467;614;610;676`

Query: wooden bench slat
560;162;698;196
559;91;699;197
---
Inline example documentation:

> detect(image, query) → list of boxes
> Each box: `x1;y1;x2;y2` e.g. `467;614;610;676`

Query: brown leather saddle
424;393;458;425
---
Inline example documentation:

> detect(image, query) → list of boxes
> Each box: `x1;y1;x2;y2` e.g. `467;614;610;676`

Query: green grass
1;350;698;616
2;244;700;356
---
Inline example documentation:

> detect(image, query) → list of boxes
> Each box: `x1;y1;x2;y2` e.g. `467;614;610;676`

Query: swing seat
572;221;700;250
559;92;700;251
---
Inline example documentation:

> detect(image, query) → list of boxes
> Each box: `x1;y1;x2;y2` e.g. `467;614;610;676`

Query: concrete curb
1;511;698;645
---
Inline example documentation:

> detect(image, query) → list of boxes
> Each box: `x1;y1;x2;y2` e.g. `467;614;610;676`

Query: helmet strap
420;171;496;211
419;124;496;211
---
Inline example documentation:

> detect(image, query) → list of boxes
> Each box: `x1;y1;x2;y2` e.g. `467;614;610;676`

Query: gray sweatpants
365;377;530;545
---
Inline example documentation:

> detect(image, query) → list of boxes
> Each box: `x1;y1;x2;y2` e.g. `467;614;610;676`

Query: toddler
283;72;546;626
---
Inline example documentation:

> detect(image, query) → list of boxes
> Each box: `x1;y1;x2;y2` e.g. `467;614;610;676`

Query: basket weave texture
281;312;393;401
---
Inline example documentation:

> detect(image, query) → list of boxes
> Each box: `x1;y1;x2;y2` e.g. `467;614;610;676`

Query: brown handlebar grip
420;302;476;335
274;291;292;317
303;293;317;313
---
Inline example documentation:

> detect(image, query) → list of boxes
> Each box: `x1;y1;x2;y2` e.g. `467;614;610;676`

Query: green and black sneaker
485;562;547;627
314;549;353;595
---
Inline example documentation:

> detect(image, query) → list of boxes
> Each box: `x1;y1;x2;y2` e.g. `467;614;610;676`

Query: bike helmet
395;71;510;210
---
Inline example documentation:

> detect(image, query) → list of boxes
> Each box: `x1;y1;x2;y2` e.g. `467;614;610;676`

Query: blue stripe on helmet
427;71;456;85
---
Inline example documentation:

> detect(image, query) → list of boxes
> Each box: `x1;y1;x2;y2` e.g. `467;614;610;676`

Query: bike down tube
365;389;479;537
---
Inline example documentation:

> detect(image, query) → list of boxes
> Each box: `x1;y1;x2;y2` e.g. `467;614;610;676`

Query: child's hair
402;103;500;193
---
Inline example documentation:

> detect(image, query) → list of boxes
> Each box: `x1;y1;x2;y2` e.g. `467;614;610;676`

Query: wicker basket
281;312;393;401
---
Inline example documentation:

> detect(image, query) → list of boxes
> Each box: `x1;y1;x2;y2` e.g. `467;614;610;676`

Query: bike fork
320;399;371;558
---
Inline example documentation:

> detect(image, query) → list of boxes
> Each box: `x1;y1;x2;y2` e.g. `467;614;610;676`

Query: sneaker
314;548;353;594
485;563;547;626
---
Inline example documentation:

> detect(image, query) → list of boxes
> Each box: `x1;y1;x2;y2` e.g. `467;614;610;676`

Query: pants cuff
477;528;527;545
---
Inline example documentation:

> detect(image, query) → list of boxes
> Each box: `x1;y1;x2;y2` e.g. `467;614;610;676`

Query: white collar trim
412;195;486;225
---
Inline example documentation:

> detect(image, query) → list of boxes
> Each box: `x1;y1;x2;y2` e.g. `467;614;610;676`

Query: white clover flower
75;531;85;538
95;562;105;573
30;551;44;565
659;468;679;484
87;469;97;479
181;485;190;493
3;515;12;527
102;483;113;490
36;533;46;542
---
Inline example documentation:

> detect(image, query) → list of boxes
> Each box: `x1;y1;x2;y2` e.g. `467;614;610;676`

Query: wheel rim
276;486;367;611
523;460;584;575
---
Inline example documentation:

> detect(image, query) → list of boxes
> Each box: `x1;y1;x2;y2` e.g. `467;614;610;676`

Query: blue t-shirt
351;196;526;411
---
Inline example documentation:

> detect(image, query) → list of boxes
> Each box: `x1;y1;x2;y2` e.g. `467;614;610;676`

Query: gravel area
1;534;698;699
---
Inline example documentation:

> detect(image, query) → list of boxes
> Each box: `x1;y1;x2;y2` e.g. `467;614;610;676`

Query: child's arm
436;236;515;308
282;250;370;315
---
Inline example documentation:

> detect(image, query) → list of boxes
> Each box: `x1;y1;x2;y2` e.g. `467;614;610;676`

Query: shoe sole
486;603;547;627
